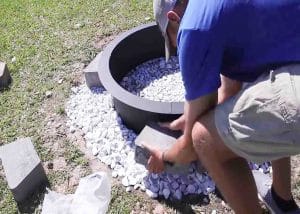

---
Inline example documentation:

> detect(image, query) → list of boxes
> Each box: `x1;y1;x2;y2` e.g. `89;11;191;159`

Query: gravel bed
66;84;271;202
120;57;185;102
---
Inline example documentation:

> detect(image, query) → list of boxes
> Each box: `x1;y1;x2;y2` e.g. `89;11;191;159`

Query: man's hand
167;135;198;164
159;114;185;132
142;142;165;173
142;136;198;174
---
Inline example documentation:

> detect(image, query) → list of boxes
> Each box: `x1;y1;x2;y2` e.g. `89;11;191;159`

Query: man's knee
191;113;240;162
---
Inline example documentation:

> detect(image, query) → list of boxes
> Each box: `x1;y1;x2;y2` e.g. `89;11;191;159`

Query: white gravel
120;57;185;102
66;85;217;200
66;57;271;200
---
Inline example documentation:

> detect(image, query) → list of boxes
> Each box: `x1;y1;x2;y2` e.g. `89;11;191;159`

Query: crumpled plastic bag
42;172;111;214
41;191;74;214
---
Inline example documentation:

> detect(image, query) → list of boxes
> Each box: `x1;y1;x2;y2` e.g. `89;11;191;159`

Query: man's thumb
141;142;154;153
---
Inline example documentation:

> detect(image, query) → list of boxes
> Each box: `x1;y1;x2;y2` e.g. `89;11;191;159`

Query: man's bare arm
163;75;241;164
218;75;242;103
163;92;217;163
144;75;242;171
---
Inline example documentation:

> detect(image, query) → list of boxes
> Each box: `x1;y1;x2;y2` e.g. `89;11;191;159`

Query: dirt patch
39;61;112;196
40;68;88;192
92;34;117;50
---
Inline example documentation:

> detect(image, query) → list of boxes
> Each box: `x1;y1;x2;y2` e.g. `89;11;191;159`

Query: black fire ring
99;22;184;133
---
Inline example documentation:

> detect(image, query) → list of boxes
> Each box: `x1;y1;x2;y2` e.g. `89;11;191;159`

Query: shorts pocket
228;71;298;145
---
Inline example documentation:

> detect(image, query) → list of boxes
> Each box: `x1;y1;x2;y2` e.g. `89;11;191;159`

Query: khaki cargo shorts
215;64;300;163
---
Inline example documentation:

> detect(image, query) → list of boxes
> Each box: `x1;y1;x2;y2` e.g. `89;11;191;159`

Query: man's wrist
162;150;174;166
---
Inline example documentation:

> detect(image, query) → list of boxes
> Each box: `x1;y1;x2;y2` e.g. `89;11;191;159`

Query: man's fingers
153;166;164;174
147;156;154;172
158;121;171;129
147;155;165;173
158;121;180;130
141;141;155;154
141;141;150;151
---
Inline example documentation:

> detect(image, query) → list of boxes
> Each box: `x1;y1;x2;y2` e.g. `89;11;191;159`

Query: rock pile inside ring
66;57;271;200
120;56;185;102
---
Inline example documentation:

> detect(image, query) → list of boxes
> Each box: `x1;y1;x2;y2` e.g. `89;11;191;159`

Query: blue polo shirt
178;0;300;101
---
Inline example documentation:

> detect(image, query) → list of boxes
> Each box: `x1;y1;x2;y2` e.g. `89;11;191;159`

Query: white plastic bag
41;191;74;214
42;172;111;214
70;172;111;214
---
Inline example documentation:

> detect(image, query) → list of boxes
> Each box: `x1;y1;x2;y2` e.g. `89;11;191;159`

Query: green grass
0;177;15;214
0;0;153;144
0;0;152;213
108;185;142;214
55;105;66;115
64;140;88;167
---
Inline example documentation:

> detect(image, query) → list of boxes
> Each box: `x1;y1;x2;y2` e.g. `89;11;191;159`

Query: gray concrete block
135;123;191;174
84;52;103;88
0;138;47;202
0;62;12;89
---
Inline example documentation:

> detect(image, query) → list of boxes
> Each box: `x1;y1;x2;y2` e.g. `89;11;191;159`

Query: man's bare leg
192;111;262;214
272;157;292;200
270;157;298;212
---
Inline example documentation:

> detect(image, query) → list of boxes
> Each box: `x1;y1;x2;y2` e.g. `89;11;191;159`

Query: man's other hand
159;114;185;132
142;142;165;173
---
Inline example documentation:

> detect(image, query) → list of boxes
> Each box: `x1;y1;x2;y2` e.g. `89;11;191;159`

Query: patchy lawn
0;0;152;213
1;1;300;214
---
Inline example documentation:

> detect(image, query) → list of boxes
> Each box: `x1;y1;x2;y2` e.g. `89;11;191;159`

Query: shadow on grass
17;180;50;213
158;194;210;214
158;188;225;214
0;86;12;93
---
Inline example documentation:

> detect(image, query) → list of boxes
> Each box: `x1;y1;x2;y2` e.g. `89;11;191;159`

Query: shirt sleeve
178;29;222;101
